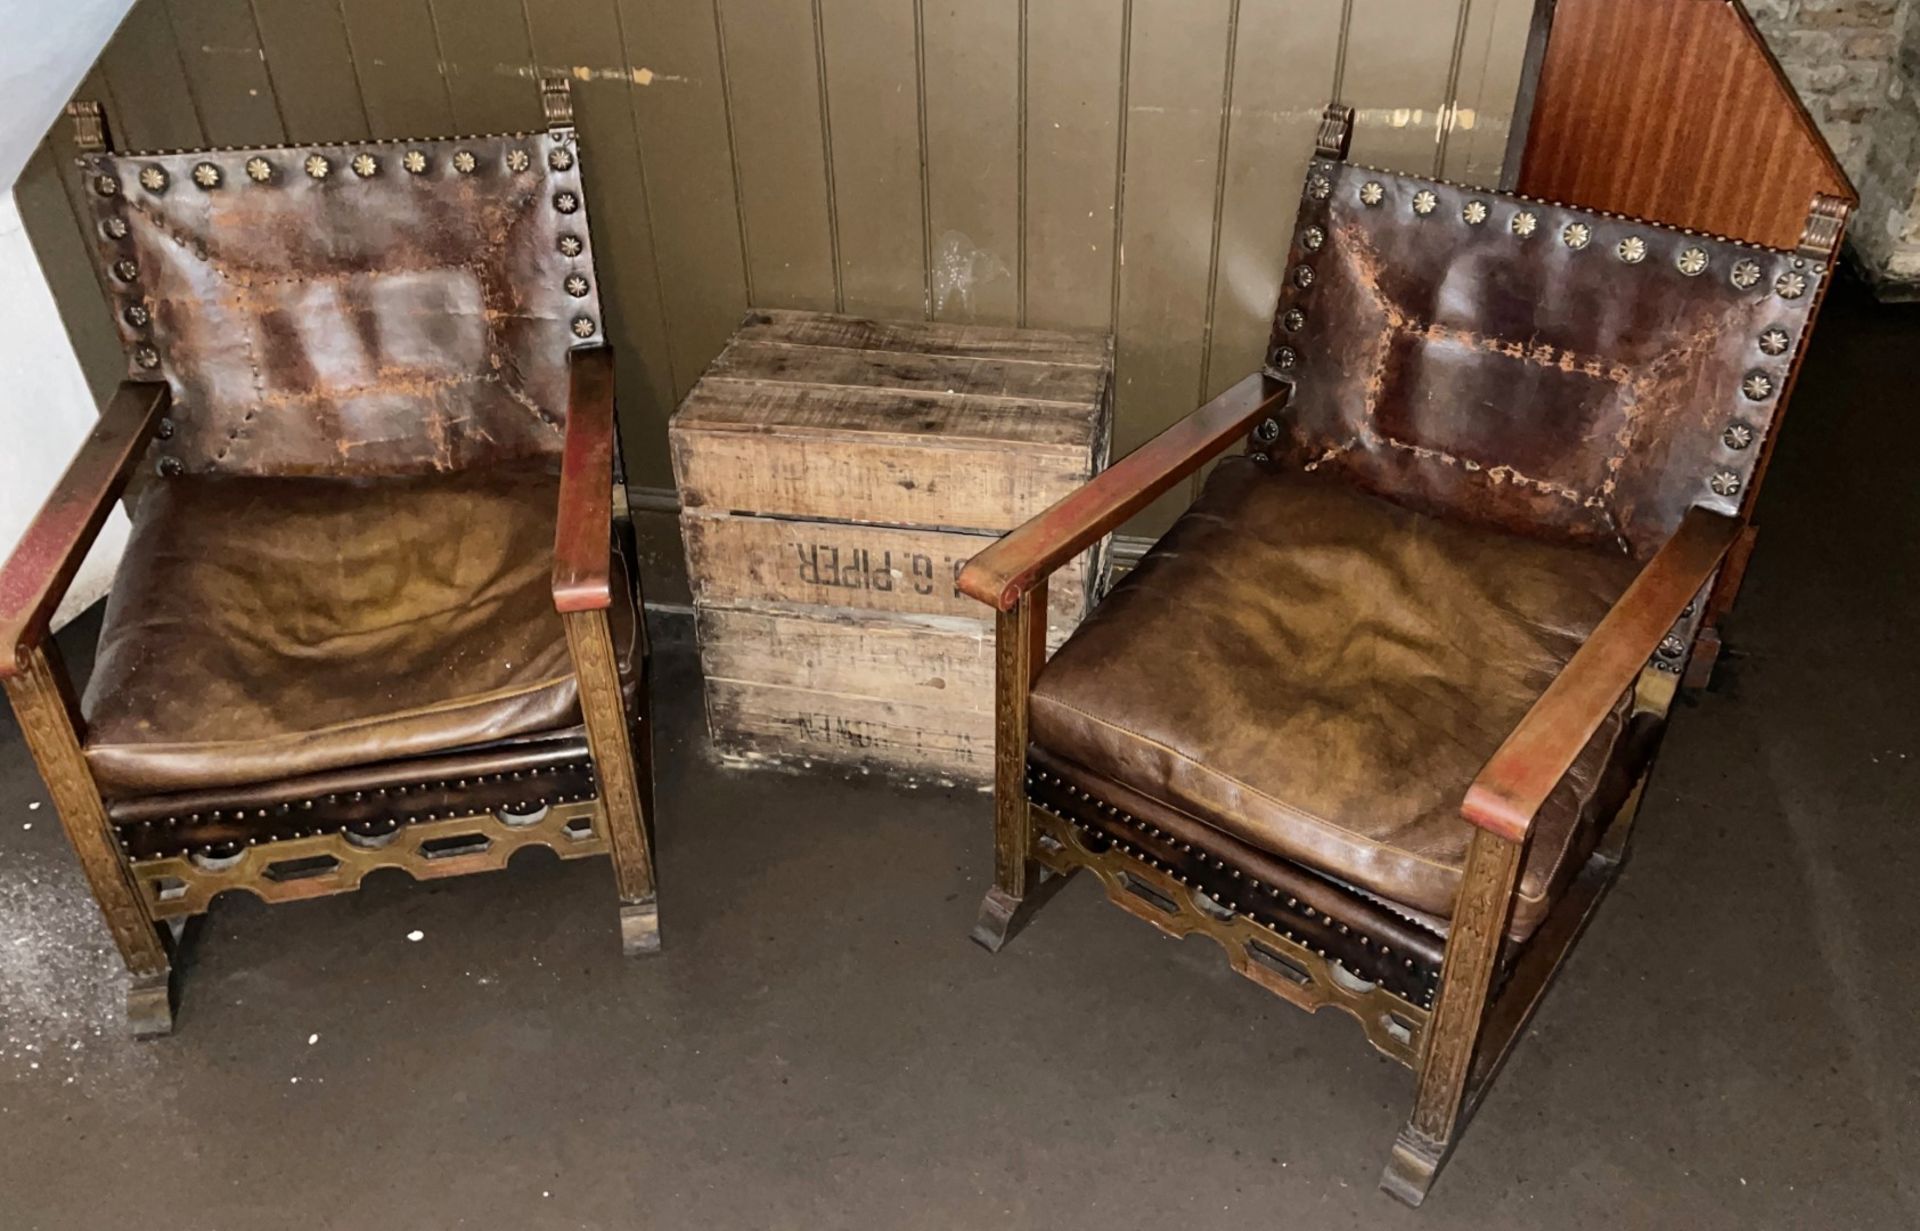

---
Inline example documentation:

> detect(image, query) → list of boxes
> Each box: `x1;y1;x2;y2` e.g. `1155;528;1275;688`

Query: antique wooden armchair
0;78;658;1037
958;0;1851;1205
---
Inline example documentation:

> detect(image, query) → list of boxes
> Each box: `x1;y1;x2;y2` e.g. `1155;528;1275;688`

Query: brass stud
1359;181;1385;207
1282;307;1305;332
1741;370;1775;401
192;162;221;189
93;173;120;197
112;258;137;282
1253;417;1281;444
1307;173;1331;201
138;165;168;193
1462;200;1489;226
1709;470;1742;498
1657;634;1686;660
1300;225;1325;252
1758;327;1790;356
403;150;429;174
1774;270;1808;300
102;217;129;240
549;145;576;172
1270;346;1296;371
124;303;150;327
134;345;160;370
156;455;183;478
553;190;580;214
1562;221;1592;250
350;152;379;179
245;157;274;183
305;153;332;179
1676;246;1709;277
506;148;531;173
564;273;590;297
1510;210;1538;238
1730;258;1762;290
1292;264;1314;289
452;150;478;174
1411;189;1437;216
571;315;596;338
1722;423;1754;451
1616;235;1648;264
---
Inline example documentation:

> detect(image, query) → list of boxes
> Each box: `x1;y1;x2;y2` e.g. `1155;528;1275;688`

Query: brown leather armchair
958;1;1852;1206
0;79;658;1037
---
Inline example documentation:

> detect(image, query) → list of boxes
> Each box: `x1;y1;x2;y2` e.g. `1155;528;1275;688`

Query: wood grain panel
818;0;927;319
249;0;372;142
715;0;837;310
429;0;539;134
704;673;994;779
163;0;285;146
338;0;456;138
1023;0;1125;332
617;0;753;394
1342;0;1467;174
1514;0;1851;248
1440;0;1532;185
1202;0;1342;400
698;604;998;710
921;0;1021;324
526;0;679;488
98;0;205;150
1111;0;1234;537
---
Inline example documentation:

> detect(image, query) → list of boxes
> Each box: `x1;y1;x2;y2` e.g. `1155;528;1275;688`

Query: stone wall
1752;0;1920;295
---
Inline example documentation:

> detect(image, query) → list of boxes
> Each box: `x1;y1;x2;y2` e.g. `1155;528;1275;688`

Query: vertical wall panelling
817;0;927;320
97;1;204;151
1201;1;1343;403
14;142;127;403
1441;0;1532;184
920;1;1021;324
1111;0;1236;537
714;0;837;311
616;1;753;397
248;0;372;143
1022;0;1124;332
1342;0;1469;175
525;0;680;487
162;0;286;146
337;0;456;138
428;0;540;134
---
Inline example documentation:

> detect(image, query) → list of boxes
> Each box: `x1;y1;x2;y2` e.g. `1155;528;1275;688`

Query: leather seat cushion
82;465;637;796
1028;458;1643;939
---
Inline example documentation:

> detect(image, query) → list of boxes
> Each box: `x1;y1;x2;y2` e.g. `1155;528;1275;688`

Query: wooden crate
671;309;1112;781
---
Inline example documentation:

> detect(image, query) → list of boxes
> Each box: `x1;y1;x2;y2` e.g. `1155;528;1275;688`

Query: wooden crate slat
672;379;1102;449
707;340;1107;407
706;677;994;780
697;604;998;713
734;308;1110;367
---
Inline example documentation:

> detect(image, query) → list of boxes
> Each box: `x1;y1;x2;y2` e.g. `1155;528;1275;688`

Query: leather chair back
1263;159;1827;559
75;129;602;478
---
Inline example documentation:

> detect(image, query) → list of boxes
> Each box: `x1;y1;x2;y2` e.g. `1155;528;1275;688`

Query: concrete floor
2;282;1917;1230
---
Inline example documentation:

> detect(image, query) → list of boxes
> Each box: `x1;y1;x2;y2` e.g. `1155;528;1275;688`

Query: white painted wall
0;0;138;626
0;192;130;625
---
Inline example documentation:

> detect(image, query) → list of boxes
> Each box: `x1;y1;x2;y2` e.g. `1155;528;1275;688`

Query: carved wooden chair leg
4;644;179;1036
1381;826;1523;1206
564;607;660;956
973;584;1058;952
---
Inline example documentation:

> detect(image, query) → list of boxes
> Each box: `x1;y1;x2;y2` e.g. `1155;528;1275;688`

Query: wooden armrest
958;373;1290;611
552;346;618;614
1463;507;1742;843
0;381;169;680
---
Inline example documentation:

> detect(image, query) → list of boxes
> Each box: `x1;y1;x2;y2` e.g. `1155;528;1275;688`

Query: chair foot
126;968;175;1039
1379;1128;1446;1207
970;866;1073;953
619;900;661;957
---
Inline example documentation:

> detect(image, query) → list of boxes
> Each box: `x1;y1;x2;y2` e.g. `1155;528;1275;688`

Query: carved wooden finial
1315;103;1355;161
1796;193;1850;260
67;100;110;155
541;75;575;136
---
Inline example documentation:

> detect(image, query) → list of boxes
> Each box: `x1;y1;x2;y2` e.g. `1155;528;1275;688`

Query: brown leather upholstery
1028;458;1643;939
82;465;637;796
1264;160;1826;559
76;133;602;477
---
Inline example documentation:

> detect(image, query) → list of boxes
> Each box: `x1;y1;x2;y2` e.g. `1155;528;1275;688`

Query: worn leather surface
78;133;602;476
1264;160;1825;558
1028;458;1643;939
82;465;638;796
